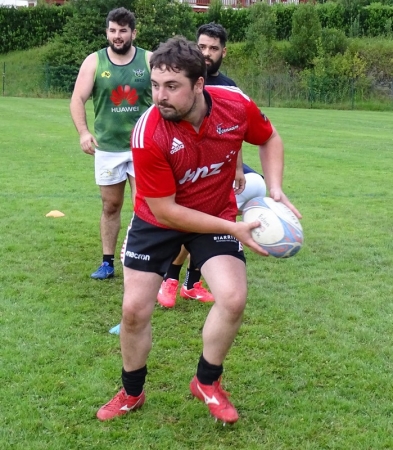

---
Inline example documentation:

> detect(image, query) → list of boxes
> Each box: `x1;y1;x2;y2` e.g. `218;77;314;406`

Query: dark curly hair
106;7;136;30
196;22;228;47
150;36;206;86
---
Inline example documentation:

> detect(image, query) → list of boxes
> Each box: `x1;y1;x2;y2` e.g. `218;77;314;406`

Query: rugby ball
242;196;303;258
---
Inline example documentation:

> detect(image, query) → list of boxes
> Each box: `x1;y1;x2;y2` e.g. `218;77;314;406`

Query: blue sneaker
91;262;115;280
109;324;121;335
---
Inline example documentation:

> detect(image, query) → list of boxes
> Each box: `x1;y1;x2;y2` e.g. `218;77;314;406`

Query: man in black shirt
197;22;237;87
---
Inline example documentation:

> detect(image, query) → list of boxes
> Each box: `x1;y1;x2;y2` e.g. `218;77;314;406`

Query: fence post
44;64;50;94
351;77;355;110
2;62;5;96
308;75;313;109
268;75;271;107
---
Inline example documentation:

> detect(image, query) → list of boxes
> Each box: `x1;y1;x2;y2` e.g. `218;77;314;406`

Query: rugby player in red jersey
96;36;301;424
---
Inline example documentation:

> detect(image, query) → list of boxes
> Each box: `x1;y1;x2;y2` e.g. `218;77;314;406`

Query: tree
246;1;276;47
245;1;277;73
206;0;223;24
134;0;196;51
286;3;322;68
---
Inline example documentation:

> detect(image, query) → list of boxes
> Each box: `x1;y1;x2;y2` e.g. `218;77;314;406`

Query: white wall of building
0;0;37;6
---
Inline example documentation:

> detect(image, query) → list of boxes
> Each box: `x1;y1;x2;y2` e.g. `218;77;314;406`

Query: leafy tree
134;0;195;51
286;3;322;68
385;17;393;37
321;27;348;56
273;3;297;41
245;1;278;73
246;1;277;48
339;0;364;35
206;0;223;24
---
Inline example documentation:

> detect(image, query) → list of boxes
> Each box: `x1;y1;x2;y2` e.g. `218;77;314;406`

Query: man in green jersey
70;7;152;279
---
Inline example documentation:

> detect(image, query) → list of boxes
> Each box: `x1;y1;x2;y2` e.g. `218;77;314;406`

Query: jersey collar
203;89;212;116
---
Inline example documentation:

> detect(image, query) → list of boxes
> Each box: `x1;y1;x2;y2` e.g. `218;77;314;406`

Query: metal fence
228;71;393;110
2;62;393;110
1;62;79;98
178;0;300;9
178;0;257;10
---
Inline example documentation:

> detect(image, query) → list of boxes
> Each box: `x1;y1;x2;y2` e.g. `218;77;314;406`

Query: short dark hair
106;7;136;30
196;22;228;47
150;36;206;86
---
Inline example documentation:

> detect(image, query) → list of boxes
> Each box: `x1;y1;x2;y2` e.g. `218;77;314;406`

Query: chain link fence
231;72;393;110
2;62;393;110
1;62;79;98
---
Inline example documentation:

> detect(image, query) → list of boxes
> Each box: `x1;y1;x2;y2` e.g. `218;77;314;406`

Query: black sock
164;263;182;281
189;258;198;271
103;254;115;267
122;366;147;397
184;268;201;290
196;354;223;385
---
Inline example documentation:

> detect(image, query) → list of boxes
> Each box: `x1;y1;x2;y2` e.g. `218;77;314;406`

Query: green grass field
1;97;393;449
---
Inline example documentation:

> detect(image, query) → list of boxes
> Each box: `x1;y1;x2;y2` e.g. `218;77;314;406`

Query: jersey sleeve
244;98;274;145
132;134;176;199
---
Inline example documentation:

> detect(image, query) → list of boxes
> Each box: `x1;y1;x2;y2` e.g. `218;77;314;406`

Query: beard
109;39;132;55
205;55;223;76
157;97;197;122
158;107;182;122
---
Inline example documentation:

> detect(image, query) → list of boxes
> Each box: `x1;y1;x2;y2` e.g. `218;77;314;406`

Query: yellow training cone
45;210;65;218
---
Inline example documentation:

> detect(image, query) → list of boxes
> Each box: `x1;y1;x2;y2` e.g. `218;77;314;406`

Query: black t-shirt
205;72;237;87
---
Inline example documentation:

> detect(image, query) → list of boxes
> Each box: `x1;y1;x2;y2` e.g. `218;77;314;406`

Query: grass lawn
1;97;393;449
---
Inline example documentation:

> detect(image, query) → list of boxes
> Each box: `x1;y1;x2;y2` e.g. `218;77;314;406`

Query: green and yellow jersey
92;47;151;152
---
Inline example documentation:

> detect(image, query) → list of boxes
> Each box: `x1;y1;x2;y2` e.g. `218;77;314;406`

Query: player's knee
229;298;247;317
217;290;247;317
102;201;122;217
122;303;149;330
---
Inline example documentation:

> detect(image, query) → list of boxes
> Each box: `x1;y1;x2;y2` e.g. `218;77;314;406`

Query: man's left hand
234;168;246;195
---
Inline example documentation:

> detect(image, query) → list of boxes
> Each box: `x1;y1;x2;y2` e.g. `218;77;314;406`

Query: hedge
2;2;393;55
0;5;73;54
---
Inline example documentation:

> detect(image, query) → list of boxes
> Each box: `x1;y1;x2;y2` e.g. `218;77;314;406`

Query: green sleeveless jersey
92;47;152;152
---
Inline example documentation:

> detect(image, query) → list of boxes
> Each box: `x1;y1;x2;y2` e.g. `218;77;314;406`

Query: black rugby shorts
122;214;246;276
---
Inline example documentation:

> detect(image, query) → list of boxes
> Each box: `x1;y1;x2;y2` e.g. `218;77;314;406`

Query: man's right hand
232;220;269;257
80;131;98;155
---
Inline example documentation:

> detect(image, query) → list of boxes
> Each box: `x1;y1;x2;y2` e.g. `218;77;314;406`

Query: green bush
317;2;346;30
245;1;278;74
222;42;251;80
0;5;73;54
384;17;393;37
362;2;393;36
321;28;348;56
135;0;196;50
220;7;250;42
349;37;393;81
342;0;364;36
246;1;277;48
300;46;371;105
274;3;297;40
193;5;250;43
42;63;80;94
286;3;322;68
205;0;223;23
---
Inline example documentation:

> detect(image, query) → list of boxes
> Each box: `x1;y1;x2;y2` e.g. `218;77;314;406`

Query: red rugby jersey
131;86;273;228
